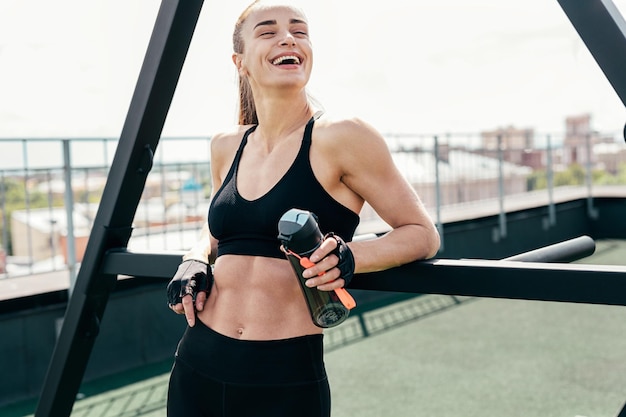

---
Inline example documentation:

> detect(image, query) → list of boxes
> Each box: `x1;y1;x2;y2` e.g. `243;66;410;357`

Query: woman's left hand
301;234;355;291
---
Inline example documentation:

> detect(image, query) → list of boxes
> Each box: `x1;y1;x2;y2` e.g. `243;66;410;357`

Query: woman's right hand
167;260;213;327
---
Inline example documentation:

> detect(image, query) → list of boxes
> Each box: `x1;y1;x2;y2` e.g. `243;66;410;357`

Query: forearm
182;222;215;263
349;223;440;274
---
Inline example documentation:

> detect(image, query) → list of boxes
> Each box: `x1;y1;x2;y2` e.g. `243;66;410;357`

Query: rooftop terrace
3;239;626;417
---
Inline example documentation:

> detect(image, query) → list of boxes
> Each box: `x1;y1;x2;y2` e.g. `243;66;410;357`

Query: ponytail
237;76;258;125
233;1;260;125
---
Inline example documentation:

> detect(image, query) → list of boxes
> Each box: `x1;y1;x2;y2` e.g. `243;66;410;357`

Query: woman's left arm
307;118;440;287
343;119;440;272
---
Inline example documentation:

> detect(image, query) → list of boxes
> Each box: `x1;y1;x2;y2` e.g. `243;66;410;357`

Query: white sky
1;0;626;138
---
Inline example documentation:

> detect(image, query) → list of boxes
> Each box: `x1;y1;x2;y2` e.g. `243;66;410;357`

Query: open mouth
272;55;301;65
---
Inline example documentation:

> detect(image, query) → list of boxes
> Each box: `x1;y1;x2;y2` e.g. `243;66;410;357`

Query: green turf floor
3;239;626;417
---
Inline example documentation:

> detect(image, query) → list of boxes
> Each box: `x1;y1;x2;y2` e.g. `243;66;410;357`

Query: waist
176;320;326;384
200;255;322;339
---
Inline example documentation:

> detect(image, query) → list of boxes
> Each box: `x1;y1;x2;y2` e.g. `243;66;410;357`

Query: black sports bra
208;117;360;259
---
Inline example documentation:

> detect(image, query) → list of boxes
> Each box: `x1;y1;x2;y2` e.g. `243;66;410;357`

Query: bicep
341;129;431;229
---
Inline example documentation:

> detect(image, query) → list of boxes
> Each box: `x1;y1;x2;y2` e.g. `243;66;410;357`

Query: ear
232;53;247;76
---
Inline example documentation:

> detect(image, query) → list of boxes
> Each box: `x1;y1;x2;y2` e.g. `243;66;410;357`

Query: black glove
324;233;355;287
167;259;213;306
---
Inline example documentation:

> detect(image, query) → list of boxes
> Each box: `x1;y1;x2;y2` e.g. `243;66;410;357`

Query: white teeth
272;55;300;65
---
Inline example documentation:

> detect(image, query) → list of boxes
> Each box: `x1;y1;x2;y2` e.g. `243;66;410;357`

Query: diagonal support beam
35;1;204;416
555;3;626;412
558;0;626;108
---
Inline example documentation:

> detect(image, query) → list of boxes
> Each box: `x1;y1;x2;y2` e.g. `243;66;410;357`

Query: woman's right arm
182;222;215;263
170;129;243;324
180;130;233;264
169;132;226;323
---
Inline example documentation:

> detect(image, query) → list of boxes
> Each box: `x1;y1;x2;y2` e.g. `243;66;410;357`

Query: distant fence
0;129;624;279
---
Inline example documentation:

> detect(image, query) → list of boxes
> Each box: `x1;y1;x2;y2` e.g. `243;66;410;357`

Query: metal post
546;134;556;226
63;139;78;291
497;135;507;239
22;140;34;274
34;1;204;416
433;135;444;251
0;171;8;265
45;171;58;269
584;132;598;218
160;148;168;248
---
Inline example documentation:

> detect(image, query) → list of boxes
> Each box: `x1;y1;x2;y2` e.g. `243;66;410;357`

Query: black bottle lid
277;208;323;254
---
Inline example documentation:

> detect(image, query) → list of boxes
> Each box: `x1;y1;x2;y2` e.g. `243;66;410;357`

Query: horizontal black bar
102;235;596;279
102;249;186;279
354;259;626;306
503;235;595;262
101;236;626;306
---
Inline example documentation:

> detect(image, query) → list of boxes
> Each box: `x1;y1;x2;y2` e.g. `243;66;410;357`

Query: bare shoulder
210;125;252;154
210;125;253;185
210;125;254;164
313;116;391;164
314;117;384;144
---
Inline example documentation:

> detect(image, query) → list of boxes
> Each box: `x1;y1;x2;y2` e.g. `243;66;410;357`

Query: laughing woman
166;2;440;416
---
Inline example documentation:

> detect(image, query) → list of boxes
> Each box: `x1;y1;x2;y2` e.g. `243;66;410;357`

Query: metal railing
1;130;625;280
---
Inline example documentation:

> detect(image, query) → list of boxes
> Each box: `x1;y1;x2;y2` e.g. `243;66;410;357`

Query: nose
280;32;296;47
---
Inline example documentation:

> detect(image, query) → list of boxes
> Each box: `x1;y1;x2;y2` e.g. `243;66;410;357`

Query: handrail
101;236;626;307
502;235;595;262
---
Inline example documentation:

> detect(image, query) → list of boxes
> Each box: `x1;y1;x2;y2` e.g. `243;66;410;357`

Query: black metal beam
101;236;626;307
558;0;626;108
555;2;626;411
102;236;596;279
353;258;626;306
502;235;595;263
34;1;204;416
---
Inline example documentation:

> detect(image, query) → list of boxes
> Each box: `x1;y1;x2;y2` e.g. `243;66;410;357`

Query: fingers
302;253;336;278
303;233;351;291
169;293;205;327
182;295;196;327
303;253;344;290
314;277;346;292
304;236;339;279
309;236;338;263
195;291;207;311
170;302;184;314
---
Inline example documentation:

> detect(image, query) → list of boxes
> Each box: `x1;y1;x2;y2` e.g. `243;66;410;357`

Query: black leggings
167;320;331;417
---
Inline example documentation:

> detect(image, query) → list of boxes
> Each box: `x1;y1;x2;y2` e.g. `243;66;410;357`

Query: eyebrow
253;18;308;30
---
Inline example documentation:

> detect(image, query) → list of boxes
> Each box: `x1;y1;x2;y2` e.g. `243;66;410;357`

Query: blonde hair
232;1;261;125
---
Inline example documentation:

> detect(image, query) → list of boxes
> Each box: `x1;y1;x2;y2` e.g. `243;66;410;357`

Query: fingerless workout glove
325;232;355;287
167;259;213;306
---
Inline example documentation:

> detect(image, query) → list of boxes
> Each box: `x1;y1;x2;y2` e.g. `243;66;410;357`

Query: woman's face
234;5;313;92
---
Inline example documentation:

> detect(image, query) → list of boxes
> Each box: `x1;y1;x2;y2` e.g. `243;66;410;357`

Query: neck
252;89;315;143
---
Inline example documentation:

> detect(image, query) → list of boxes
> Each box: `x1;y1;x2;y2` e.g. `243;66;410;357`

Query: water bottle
278;208;356;328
